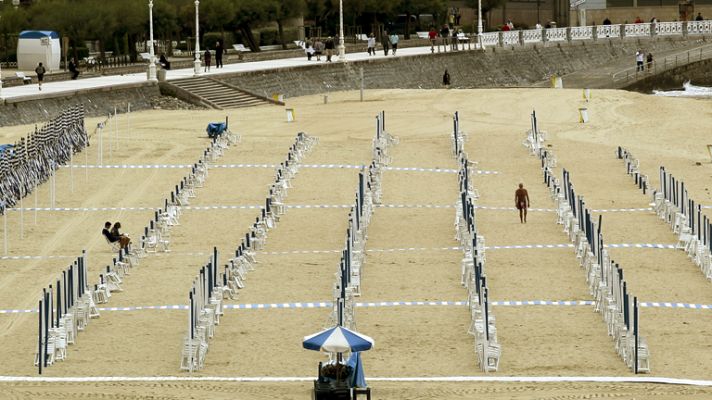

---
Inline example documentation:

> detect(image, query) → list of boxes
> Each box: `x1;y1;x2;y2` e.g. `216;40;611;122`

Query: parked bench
16;72;32;84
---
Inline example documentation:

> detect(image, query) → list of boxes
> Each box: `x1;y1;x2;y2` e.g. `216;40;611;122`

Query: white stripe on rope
4;205;656;213
2;300;710;314
0;244;677;261
0;255;76;261
0;375;710;385
64;164;497;174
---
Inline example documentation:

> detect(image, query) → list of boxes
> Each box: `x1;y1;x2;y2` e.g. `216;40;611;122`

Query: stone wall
217;36;695;98
622;58;712;92
0;83;160;127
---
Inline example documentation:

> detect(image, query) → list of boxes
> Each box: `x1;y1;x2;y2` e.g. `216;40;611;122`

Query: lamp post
148;0;157;82
477;0;485;49
193;0;201;75
338;0;346;62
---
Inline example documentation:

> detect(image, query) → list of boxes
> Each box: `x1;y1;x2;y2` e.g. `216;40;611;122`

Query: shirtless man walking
515;183;530;223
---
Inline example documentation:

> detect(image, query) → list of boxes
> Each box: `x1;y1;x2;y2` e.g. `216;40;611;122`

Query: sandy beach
1;88;712;399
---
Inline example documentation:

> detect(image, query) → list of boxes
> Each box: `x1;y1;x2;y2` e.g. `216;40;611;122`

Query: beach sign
583;88;591;102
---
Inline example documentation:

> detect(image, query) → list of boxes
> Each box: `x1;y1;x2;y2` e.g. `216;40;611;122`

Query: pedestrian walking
428;27;437;53
381;31;390;56
314;38;324;61
635;50;644;72
451;29;458;51
389;32;399;55
325;37;335;62
35;62;46;91
646;52;653;71
515;183;530;223
215;40;224;68
203;49;212;72
68;58;80;80
442;69;451;86
440;25;449;49
367;33;376;56
306;41;315;60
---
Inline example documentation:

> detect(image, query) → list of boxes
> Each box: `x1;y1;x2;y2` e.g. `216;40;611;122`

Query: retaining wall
0;83;159;127
217;37;697;98
623;58;712;92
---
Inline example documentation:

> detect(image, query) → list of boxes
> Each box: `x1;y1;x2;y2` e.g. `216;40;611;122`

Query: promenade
0;45;438;101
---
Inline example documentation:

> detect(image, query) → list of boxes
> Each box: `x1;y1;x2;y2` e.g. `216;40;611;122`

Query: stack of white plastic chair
522;110;546;155
449;113;499;372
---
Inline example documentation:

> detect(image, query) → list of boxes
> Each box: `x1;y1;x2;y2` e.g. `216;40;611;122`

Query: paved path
0;45;442;101
551;43;710;89
1;39;707;100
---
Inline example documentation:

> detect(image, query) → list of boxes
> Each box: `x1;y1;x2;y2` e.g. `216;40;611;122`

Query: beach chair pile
532;121;650;373
181;249;223;372
650;167;712;281
615;147;650;194
180;132;318;372
522;110;549;159
0;106;88;214
35;251;98;372
329;115;393;331
614;148;711;281
450;113;500;372
372;111;398;168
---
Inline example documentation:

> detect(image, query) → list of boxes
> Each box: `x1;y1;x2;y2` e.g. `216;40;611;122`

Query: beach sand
1;88;712;398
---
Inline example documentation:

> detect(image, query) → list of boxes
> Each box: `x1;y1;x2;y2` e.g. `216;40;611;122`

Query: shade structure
303;326;374;353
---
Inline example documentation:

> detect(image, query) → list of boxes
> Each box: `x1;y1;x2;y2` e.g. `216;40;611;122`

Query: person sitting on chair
159;54;171;70
110;222;132;249
102;221;119;245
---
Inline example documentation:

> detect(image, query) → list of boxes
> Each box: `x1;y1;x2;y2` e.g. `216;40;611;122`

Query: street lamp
338;0;346;62
193;0;201;75
147;0;157;82
477;0;484;49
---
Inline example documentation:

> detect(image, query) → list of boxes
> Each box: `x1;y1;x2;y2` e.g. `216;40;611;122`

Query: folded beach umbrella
303;326;374;353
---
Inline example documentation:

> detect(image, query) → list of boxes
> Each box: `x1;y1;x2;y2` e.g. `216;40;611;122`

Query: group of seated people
102;221;131;249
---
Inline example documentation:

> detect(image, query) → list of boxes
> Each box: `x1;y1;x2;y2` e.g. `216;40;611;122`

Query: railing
611;43;712;82
465;20;710;50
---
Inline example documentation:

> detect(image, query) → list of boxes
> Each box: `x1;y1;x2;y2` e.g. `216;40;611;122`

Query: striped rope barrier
2;300;710;315
0;375;709;385
63;163;498;174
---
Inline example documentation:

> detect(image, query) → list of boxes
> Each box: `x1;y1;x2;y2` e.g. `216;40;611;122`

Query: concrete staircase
168;77;281;109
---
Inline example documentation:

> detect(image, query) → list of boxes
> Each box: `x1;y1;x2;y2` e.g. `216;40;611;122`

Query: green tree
464;0;506;31
202;0;236;43
397;0;446;38
232;0;269;52
265;0;305;49
0;3;29;62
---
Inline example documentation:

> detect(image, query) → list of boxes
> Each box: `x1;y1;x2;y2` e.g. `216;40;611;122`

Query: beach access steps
168;77;283;109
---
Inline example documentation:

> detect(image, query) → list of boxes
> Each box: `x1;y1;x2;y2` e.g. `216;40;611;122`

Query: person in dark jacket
215;40;224;68
68;58;80;79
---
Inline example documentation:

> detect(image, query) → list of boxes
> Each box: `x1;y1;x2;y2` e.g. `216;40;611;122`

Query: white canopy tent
17;30;61;72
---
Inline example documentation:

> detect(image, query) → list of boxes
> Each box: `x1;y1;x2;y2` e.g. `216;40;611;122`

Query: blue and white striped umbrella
303;326;374;353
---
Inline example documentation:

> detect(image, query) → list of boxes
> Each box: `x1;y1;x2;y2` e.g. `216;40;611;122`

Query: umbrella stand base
313;379;351;400
352;387;371;400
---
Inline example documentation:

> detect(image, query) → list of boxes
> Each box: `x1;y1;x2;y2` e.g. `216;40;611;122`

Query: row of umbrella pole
301;113;394;388
638;155;712;281
532;111;648;374
32;116;236;373
181;131;318;372
329;111;396;336
451;111;500;372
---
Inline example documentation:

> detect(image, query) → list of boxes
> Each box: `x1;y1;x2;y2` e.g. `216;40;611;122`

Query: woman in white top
367;33;376;56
